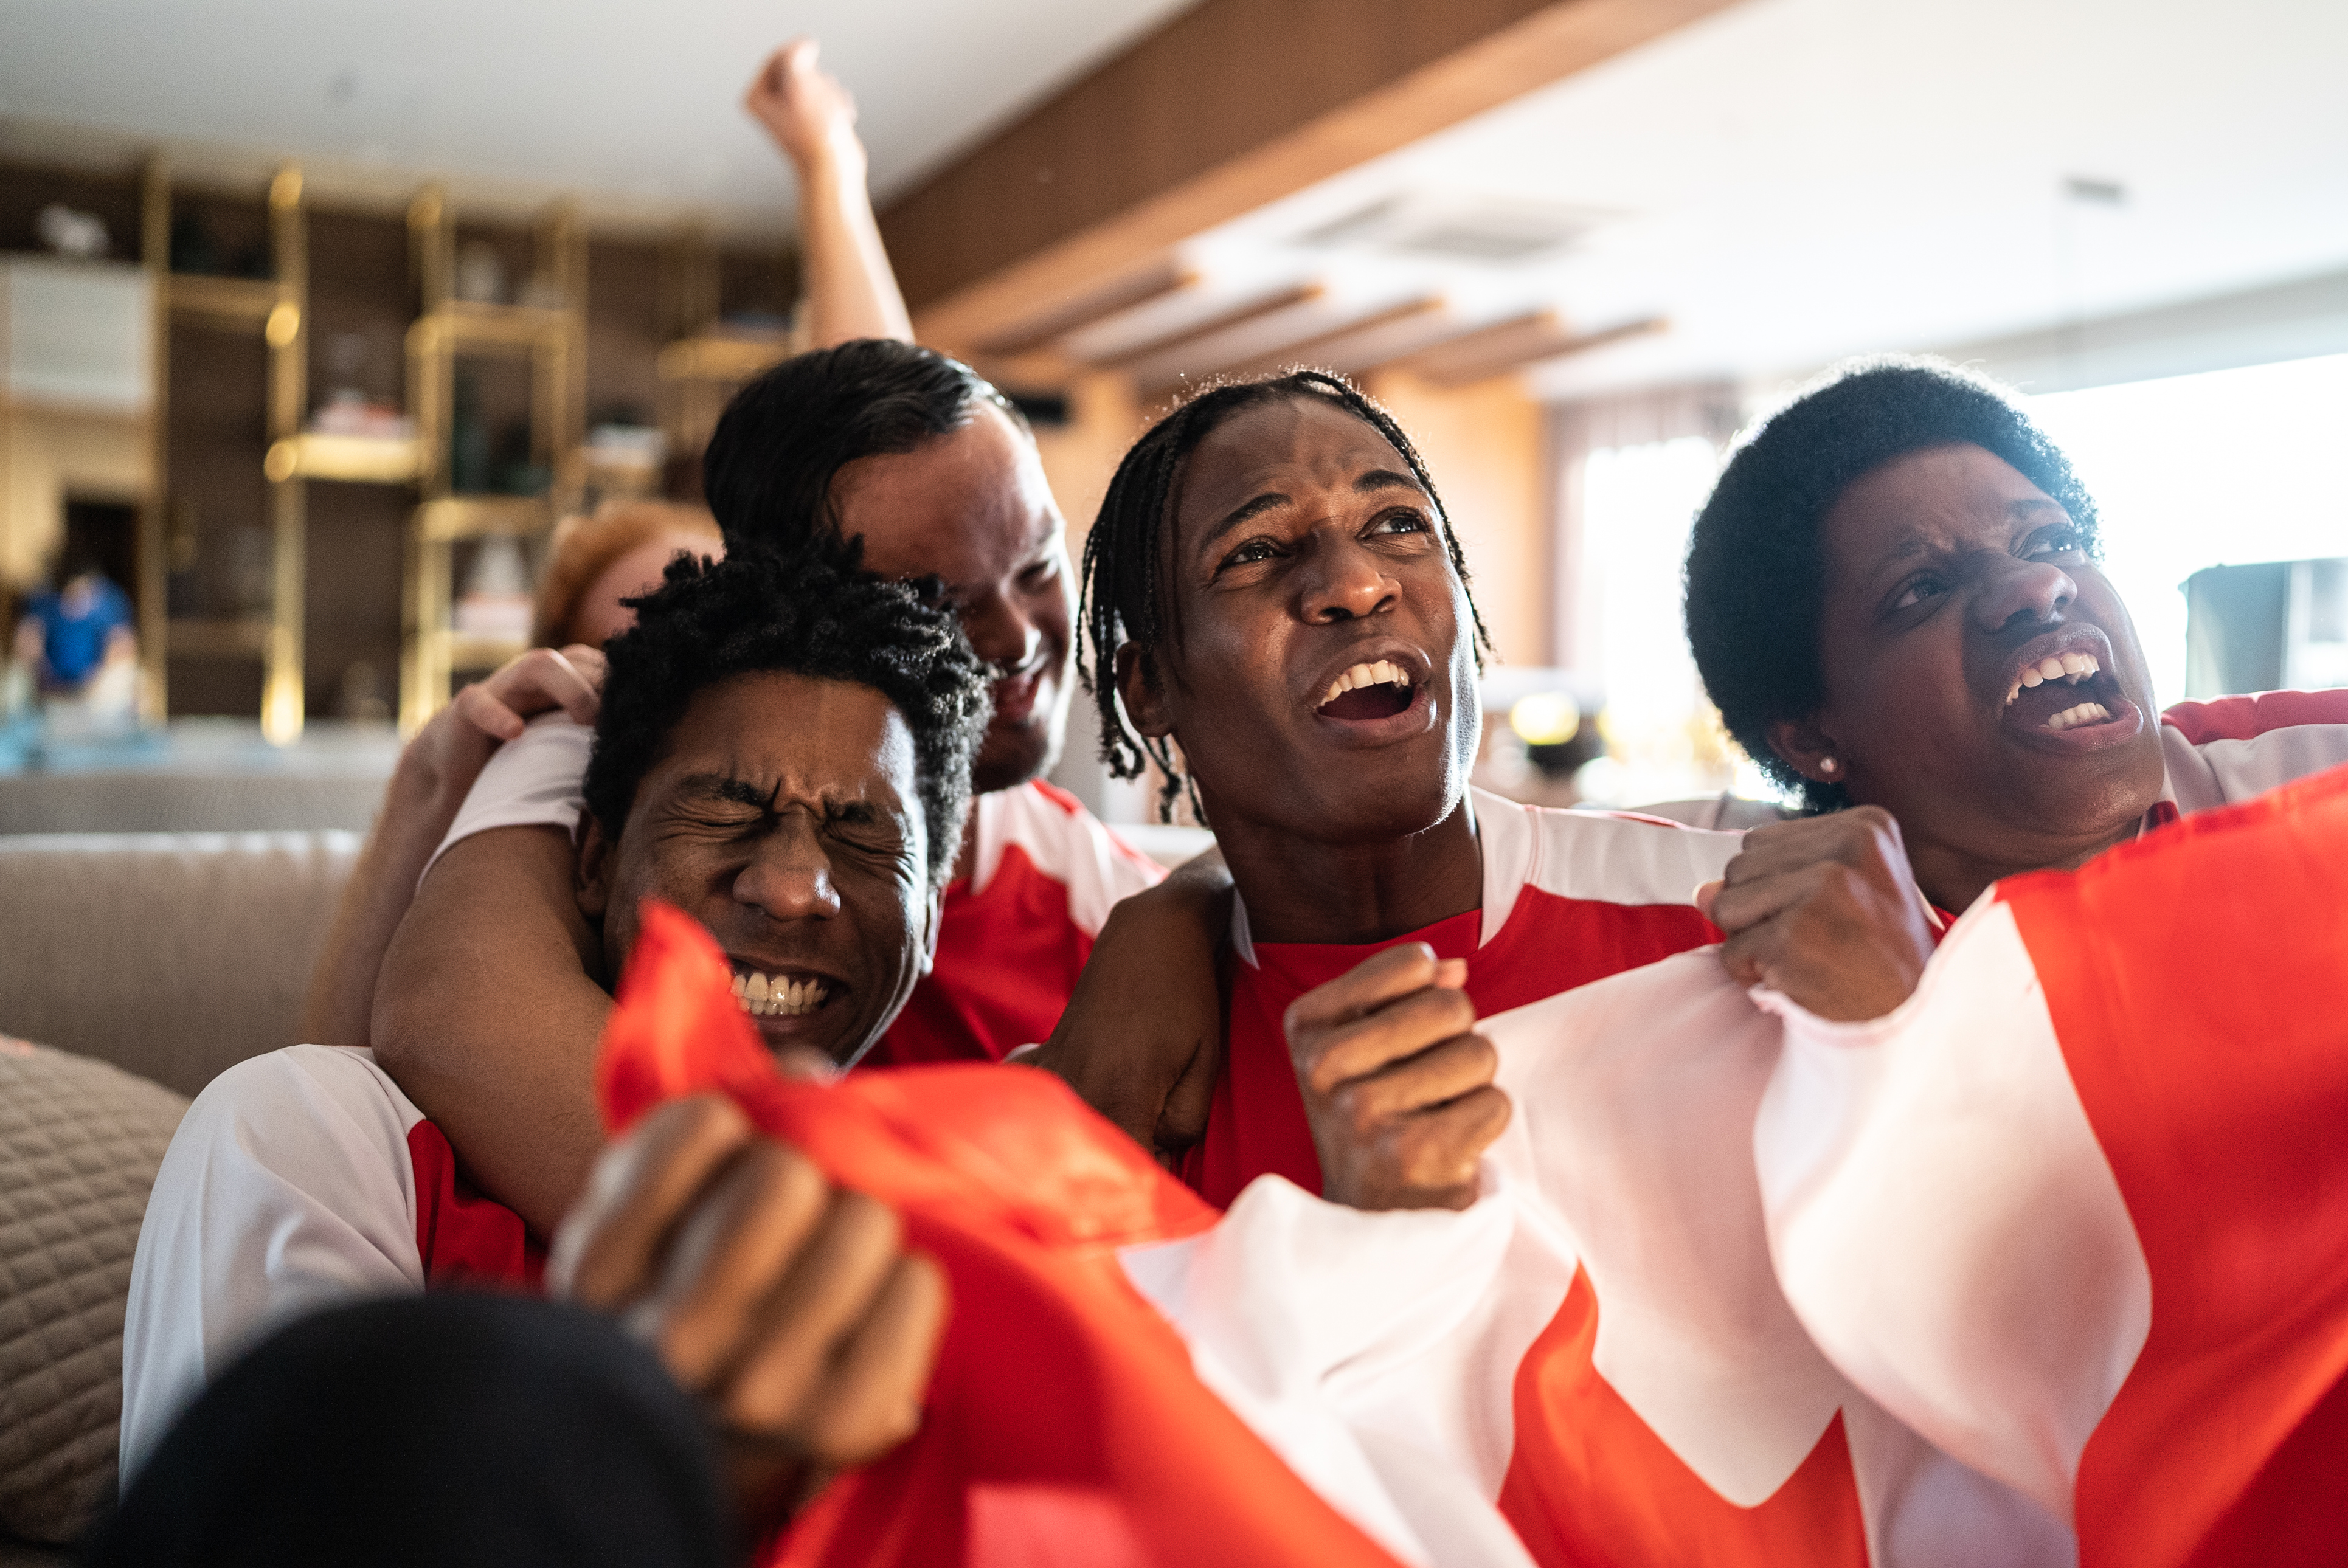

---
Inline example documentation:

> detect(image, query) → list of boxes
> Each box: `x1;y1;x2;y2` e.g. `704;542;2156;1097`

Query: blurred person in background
531;500;724;650
13;542;139;720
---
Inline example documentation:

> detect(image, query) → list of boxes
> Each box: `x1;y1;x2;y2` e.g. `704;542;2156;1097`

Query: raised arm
370;824;612;1234
300;646;603;1049
744;39;914;348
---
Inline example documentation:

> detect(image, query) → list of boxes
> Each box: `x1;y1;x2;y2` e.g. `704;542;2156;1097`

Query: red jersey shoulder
2161;688;2348;745
1028;778;1086;817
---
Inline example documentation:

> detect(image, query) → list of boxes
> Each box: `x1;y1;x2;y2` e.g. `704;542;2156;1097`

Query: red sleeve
2159;688;2348;745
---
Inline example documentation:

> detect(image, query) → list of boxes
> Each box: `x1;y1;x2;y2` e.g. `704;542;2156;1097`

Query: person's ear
574;815;615;921
1765;715;1848;787
917;883;944;978
1115;641;1172;739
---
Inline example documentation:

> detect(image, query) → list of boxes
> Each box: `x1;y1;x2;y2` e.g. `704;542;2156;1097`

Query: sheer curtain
1547;385;1756;806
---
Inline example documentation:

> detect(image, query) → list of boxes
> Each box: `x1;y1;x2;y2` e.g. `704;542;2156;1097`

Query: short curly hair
583;541;989;891
1079;370;1492;821
1684;356;2102;813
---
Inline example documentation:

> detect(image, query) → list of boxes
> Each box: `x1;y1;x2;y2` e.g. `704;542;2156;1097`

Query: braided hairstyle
1078;370;1492;820
584;537;989;891
1684;355;2103;813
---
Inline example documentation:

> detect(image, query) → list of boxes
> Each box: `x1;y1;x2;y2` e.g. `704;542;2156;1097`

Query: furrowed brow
674;773;774;809
1195;491;1292;555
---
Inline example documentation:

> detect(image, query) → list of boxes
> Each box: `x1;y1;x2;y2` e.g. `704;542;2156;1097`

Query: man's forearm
796;143;913;348
300;744;485;1048
371;827;614;1235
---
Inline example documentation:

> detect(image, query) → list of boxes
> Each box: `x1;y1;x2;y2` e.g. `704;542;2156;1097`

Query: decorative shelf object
265;433;423;485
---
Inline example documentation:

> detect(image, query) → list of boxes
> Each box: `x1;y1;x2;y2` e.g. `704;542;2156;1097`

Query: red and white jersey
873;778;1164;1066
429;716;1165;1066
1184;786;1740;1207
2155;687;2348;820
119;1047;539;1482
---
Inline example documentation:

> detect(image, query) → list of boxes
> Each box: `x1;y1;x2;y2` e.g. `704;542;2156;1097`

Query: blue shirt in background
27;575;133;686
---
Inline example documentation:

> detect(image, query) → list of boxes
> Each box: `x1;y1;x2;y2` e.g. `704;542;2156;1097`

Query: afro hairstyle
1078;368;1491;821
1683;355;2102;813
581;538;989;891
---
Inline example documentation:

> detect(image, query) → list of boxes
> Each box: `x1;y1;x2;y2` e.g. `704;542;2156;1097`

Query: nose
1973;553;2077;635
733;812;842;922
1299;534;1397;624
959;588;1042;675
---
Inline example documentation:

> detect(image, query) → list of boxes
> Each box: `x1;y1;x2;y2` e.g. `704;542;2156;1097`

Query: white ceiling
0;0;1193;229
1149;0;2348;401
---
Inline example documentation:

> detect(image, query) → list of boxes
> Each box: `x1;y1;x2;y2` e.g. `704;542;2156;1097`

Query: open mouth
2001;651;2126;733
729;965;834;1018
1317;658;1417;722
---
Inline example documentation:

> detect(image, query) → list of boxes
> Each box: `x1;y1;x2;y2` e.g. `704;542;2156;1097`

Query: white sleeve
1750;899;2152;1524
419;712;593;887
119;1045;425;1485
2160;717;2348;815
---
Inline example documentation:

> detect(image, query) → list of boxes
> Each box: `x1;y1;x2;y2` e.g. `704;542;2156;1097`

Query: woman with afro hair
1682;354;2348;1021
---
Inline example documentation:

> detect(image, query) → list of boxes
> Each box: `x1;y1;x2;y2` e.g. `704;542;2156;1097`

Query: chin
971;714;1059;795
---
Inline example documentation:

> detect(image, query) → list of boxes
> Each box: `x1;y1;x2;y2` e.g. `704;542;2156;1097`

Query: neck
1209;792;1482;946
1905;813;2141;915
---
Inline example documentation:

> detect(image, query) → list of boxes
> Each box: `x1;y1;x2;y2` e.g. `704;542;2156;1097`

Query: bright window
2029;352;2348;707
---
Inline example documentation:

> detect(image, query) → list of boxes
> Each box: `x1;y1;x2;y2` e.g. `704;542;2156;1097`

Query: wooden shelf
415;494;554;542
266;433;421;485
657;334;790;382
167;274;281;329
433;630;530;671
412;300;575;353
166;616;272;658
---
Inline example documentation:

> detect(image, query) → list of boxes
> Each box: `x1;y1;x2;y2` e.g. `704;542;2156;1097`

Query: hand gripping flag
1758;759;2348;1565
594;902;1413;1568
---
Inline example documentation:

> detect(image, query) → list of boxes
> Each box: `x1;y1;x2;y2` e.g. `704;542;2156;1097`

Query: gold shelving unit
400;187;587;731
139;159;311;741
654;228;797;462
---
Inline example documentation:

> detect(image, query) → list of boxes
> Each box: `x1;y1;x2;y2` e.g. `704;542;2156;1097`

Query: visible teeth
2043;702;2112;732
732;969;828;1018
2007;651;2103;705
1320;659;1411;707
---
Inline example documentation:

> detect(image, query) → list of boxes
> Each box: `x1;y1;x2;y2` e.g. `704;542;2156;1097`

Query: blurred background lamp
1509;691;1581;746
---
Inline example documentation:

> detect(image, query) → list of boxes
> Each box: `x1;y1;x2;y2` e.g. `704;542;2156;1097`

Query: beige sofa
0;831;361;1559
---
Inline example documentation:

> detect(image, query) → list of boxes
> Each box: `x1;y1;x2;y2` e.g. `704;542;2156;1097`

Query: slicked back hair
1078;370;1491;821
700;339;1024;553
1683;355;2104;813
583;537;989;893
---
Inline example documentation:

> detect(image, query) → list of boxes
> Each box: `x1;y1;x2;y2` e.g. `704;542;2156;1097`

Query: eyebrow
675;774;775;810
1194;469;1429;556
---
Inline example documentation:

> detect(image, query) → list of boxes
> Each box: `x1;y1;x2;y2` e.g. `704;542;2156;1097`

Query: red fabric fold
594;902;1408;1568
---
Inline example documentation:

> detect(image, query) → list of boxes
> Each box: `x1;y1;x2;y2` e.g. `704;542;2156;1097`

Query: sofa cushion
0;1037;189;1544
0;831;361;1097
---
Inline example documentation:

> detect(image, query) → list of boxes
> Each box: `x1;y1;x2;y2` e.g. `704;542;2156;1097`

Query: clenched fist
550;1095;946;1533
1698;805;1939;1022
1283;944;1510;1211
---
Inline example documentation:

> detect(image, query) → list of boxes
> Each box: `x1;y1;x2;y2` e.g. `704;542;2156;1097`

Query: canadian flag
599;756;2348;1567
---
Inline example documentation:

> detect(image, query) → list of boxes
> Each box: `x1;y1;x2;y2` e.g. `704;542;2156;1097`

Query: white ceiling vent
1296;193;1608;263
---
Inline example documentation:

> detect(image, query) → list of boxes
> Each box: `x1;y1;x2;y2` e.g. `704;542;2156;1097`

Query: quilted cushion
0;1038;188;1544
